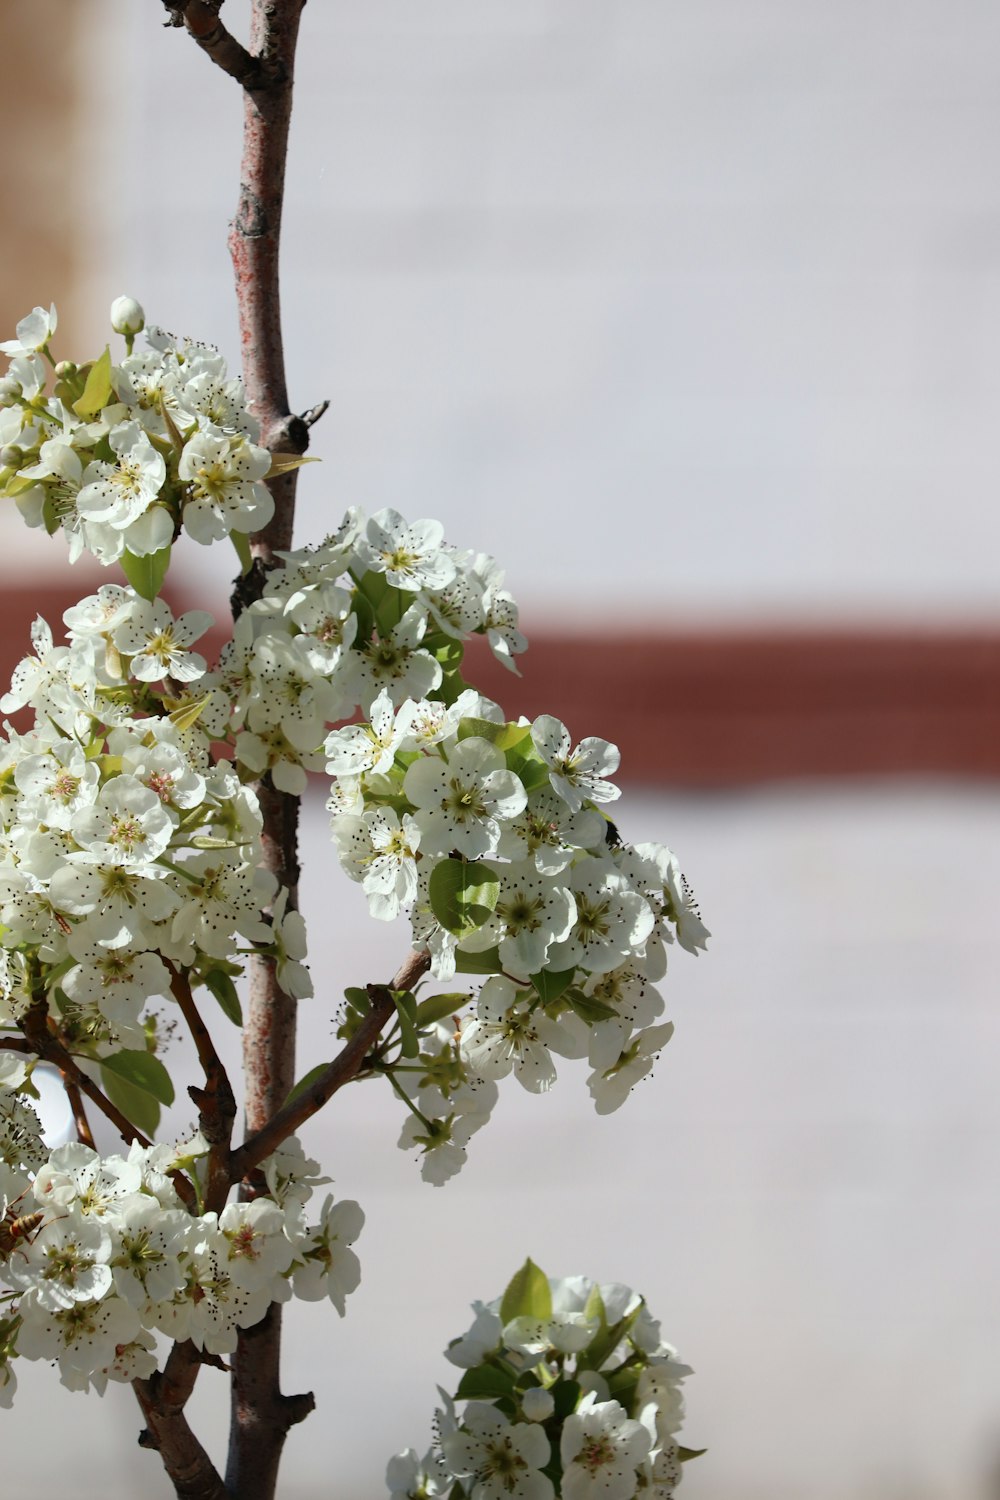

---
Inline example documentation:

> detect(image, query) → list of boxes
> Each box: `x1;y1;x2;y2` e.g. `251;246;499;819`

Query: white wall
63;0;1000;626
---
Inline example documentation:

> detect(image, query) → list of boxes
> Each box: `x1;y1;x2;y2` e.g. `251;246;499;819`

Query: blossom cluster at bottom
387;1260;699;1500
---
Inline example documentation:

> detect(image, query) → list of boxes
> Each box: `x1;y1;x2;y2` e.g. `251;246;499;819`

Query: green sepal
231;529;253;577
678;1447;708;1462
428;859;500;940
454;945;504;975
530;968;576;1006
203;969;243;1026
455;1363;516;1401
100;1048;175;1106
499;1258;552;1325
99;1065;161;1137
415;992;470;1028
72;345;113;417
392;989;420;1058
284;1061;331;1108
120;544;171;601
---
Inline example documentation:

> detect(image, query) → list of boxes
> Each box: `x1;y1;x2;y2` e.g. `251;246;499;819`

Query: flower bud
110;296;145;336
0;445;22;467
54;360;76;378
521;1387;555;1421
0;377;19;401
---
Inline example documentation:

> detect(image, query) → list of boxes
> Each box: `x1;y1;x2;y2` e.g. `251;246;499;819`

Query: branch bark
134;1341;231;1500
231;948;432;1180
220;4;310;1497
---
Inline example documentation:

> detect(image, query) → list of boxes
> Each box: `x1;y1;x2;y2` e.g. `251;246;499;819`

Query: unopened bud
0;445;23;467
0;377;20;401
110;295;145;337
54;360;76;378
521;1387;555;1422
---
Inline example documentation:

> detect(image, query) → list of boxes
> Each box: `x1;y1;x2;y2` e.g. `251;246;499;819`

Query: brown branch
19;997;197;1211
0;1037;33;1052
222;5;309;1496
134;1340;231;1500
62;1071;95;1149
168;966;236;1213
230;948;432;1181
162;0;264;89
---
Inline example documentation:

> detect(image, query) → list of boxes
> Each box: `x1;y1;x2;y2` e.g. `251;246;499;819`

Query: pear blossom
404;738;526;859
355;508;457;592
112;599;214;682
530;716;621;813
443;1402;554;1500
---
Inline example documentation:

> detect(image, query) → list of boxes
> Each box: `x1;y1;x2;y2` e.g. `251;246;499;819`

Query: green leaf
415;992;470;1028
435;669;472;707
120;544;171;602
455;1363;516;1401
550;1378;582;1421
425;635;465;671
564;988;619;1024
393;990;420;1058
100;1065;161;1136
167;693;212;734
577;1301;642;1373
72;345;113;417
530;968;577;1006
203;969;243;1026
454;945;504;975
284;1061;331;1108
100;1049;175;1106
457;718;531;754
500;1258;552;1325
230;529;253;577
505;745;549;793
678;1448;708;1463
429;859;501;940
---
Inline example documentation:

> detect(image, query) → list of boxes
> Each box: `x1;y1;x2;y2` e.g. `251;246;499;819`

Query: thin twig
19;997;197;1210
62;1071;95;1149
231;948;431;1180
162;0;264;89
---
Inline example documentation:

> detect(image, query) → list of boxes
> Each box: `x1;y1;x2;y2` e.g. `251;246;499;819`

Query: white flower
113;599;214;682
1;304;57;355
545;862;654;977
404;738;526;859
587;1022;675;1115
218;1199;296;1292
68;775;174;864
291;1194;364;1314
530;716;621;813
179;429;274;542
325;689;413;778
460;976;562;1094
443;1401;554;1500
77;420;166;530
560;1394;651;1500
355;508;457;592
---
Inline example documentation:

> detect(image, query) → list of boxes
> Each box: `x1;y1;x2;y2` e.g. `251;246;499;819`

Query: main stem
224;4;311;1497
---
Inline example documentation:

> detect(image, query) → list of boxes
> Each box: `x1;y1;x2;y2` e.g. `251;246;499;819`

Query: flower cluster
326;700;709;1181
387;1260;698;1500
0;588;308;1080
0;301;273;571
0;1129;362;1401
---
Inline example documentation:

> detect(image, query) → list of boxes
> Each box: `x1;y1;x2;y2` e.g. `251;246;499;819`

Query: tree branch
230;948;431;1180
222;5;309;1496
162;0;264;90
168;966;236;1214
19;997;197;1211
62;1071;95;1149
134;1340;231;1500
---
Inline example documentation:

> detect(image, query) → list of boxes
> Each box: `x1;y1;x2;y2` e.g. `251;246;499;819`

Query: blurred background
3;3;1000;1497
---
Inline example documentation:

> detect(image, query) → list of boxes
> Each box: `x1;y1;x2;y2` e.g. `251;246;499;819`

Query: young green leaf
415;992;470;1028
454;945;504;975
530;968;577;1006
203;969;243;1026
120;544;171;602
429;859;501;940
500;1258;552;1325
100;1049;175;1106
100;1065;161;1137
72;345;112;417
455;1363;516;1401
284;1061;331;1108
